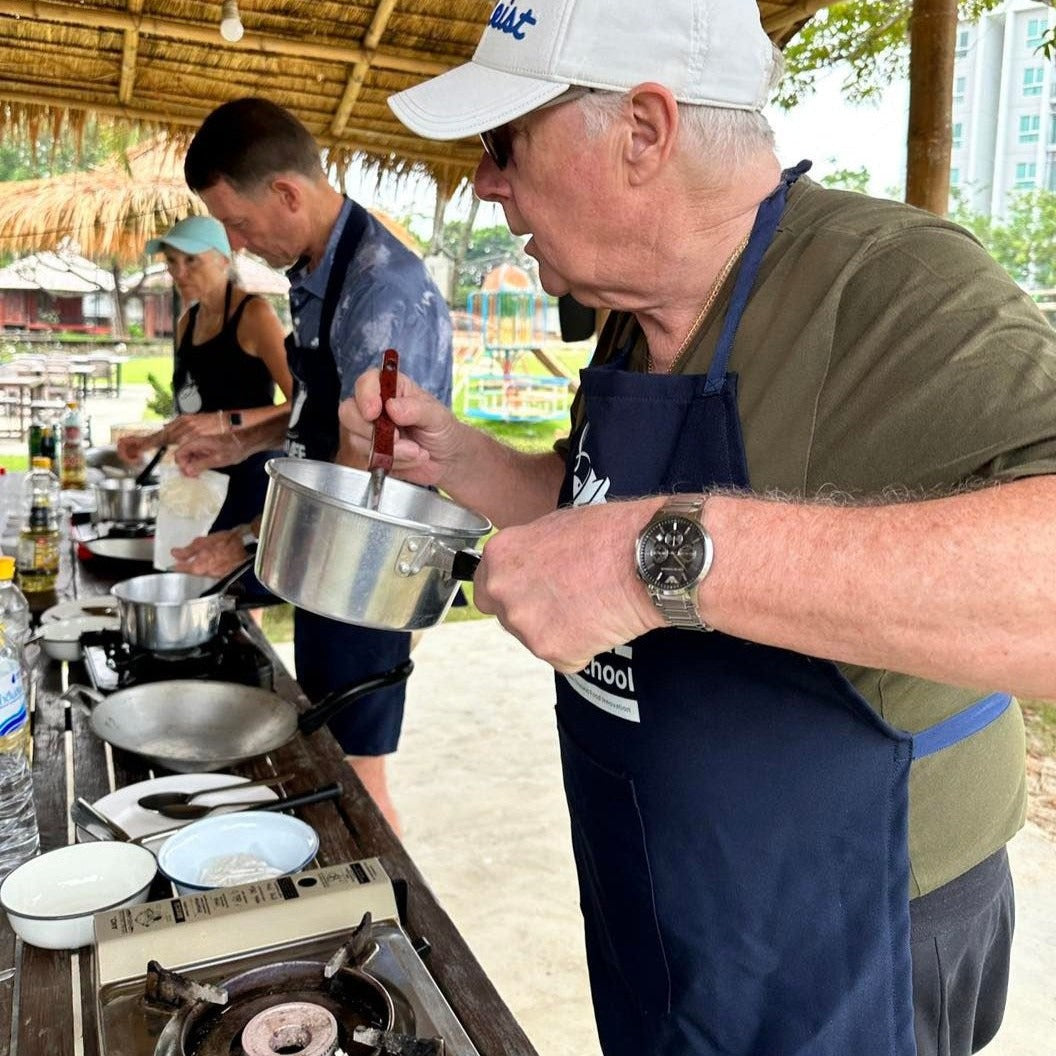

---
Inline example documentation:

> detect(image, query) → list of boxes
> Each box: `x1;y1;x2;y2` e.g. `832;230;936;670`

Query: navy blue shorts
910;847;1015;1056
293;607;411;756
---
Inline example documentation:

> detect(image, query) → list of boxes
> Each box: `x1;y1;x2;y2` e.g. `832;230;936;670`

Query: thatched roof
0;1;836;194
0;134;424;263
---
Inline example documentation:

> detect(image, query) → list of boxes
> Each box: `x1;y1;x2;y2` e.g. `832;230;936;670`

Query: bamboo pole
906;0;956;214
0;84;481;172
331;0;400;136
6;0;456;78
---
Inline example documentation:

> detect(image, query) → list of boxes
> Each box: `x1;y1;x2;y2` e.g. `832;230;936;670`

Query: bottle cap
0;556;14;580
31;457;51;470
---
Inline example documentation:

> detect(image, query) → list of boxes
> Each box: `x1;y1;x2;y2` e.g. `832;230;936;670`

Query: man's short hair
185;98;323;193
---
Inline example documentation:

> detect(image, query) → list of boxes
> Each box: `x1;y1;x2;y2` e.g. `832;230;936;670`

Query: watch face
636;517;710;590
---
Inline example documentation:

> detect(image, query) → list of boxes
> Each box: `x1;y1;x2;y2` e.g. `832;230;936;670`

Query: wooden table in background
0;542;538;1056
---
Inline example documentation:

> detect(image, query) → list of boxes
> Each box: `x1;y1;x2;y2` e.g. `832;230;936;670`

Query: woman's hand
163;411;231;445
116;433;157;464
175;432;246;477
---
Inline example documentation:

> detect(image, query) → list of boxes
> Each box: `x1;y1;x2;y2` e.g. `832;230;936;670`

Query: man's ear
623;83;679;186
270;176;303;211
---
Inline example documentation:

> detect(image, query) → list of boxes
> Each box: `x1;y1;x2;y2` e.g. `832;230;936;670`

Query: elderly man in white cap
341;2;1056;1055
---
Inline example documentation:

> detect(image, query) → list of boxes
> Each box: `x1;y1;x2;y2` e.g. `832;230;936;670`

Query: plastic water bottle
0;556;35;687
0;620;39;880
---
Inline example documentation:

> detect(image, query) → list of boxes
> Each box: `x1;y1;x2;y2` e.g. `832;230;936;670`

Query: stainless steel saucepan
61;660;412;773
111;572;230;652
93;478;160;523
256;458;490;632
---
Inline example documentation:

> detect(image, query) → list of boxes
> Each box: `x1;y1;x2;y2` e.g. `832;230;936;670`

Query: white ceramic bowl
41;615;120;662
157;811;318;895
0;842;157;949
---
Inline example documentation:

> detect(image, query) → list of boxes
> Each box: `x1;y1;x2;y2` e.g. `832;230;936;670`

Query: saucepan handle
60;683;105;712
298;658;415;735
197;549;257;598
449;549;481;581
397;537;482;582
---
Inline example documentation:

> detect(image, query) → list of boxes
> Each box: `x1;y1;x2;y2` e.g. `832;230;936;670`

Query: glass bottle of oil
16;457;60;594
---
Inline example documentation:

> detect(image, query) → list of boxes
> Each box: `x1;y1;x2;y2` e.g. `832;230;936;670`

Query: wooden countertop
0;545;538;1056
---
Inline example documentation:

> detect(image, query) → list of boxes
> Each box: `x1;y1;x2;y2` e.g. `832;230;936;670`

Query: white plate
42;594;119;623
41;615;121;662
76;774;279;846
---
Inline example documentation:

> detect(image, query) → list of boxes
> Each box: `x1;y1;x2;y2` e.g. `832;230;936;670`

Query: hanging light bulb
220;0;244;42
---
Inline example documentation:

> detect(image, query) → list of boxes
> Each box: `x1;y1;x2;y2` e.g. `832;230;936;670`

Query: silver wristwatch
634;497;714;630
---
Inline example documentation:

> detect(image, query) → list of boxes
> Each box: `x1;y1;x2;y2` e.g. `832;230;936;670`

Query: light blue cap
145;216;231;259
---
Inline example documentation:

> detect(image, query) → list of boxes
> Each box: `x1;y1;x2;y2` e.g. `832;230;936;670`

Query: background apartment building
953;0;1054;217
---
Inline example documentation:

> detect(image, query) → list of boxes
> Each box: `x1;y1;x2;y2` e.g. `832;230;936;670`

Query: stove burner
104;520;155;538
170;960;393;1056
81;610;273;691
241;1002;339;1056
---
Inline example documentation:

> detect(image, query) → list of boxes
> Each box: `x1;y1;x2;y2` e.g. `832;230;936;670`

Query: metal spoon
153;782;342;821
71;796;133;841
365;348;398;511
137;773;293;813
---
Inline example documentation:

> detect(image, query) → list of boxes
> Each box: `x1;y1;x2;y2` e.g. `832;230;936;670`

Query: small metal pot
111;572;231;652
256;458;490;632
94;478;160;524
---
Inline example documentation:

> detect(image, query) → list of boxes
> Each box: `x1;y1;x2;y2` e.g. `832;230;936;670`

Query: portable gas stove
93;857;480;1056
81;610;274;692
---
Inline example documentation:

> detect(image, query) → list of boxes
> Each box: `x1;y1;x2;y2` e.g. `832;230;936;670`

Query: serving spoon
152;782;342;821
137;773;293;813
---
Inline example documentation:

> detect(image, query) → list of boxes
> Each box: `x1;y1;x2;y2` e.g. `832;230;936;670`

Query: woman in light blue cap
119;214;292;540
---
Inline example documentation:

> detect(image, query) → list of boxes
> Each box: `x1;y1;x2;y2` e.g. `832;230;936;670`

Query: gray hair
577;46;783;168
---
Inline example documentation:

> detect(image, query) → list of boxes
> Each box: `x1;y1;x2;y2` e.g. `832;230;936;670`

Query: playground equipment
464;285;574;424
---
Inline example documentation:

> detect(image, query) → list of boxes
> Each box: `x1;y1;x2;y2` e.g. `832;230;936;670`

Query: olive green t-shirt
566;176;1056;897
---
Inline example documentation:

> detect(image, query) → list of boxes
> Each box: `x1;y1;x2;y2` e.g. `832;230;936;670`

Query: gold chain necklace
647;233;750;374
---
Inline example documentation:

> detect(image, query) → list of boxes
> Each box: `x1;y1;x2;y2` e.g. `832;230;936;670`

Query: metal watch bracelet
652;497;713;632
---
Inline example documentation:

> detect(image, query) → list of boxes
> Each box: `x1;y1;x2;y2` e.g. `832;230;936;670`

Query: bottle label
0;659;27;737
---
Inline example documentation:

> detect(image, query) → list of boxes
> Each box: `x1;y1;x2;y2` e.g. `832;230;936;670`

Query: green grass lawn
120;355;172;388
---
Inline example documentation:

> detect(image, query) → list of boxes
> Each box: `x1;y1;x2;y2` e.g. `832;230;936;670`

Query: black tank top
173;282;275;414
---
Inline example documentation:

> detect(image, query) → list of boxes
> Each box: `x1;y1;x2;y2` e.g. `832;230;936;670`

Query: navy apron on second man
554;162;1010;1056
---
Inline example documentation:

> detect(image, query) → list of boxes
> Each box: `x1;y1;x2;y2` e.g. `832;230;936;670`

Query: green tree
950;188;1056;289
819;165;872;193
431;220;532;307
777;0;1003;109
0;118;138;183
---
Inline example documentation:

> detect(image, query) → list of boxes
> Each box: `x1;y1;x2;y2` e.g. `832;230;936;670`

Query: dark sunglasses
479;87;594;170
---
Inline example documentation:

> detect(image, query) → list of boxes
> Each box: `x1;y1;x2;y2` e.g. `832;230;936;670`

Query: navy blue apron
284;198;368;462
282;200;411;752
554;162;1011;1056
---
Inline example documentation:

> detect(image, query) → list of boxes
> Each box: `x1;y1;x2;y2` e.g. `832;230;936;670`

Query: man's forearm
233;407;291;456
437;425;565;528
700;475;1056;699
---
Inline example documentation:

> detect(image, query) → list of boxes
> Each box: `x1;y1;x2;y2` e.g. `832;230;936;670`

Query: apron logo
488;3;538;40
565;645;640;722
570;425;610;507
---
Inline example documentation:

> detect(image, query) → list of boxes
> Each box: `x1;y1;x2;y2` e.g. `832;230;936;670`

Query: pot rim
112;572;220;606
266;458;491;538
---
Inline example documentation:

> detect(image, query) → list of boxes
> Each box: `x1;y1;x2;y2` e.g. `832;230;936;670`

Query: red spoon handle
369;348;399;472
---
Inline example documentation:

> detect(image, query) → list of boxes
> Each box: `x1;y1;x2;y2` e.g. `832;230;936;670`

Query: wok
61;660;413;773
80;536;155;565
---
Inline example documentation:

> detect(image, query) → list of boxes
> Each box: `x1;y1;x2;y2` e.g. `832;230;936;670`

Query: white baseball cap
389;0;776;141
